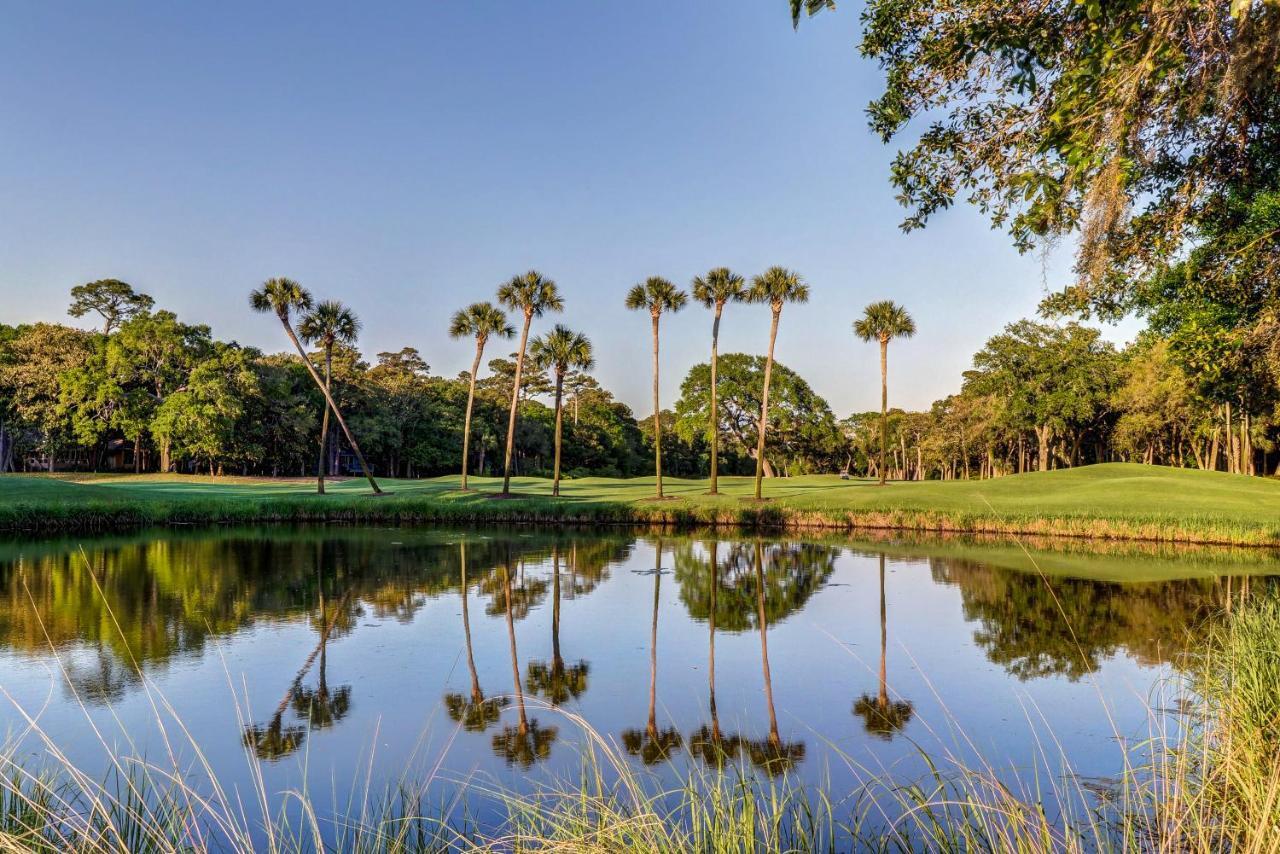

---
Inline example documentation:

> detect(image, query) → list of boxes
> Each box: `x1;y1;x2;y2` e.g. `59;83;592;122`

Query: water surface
0;526;1272;841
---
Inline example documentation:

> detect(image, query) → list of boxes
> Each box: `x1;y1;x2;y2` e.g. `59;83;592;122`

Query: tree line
3;268;1277;482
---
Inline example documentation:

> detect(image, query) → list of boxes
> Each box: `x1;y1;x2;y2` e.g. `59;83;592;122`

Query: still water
0;526;1273;840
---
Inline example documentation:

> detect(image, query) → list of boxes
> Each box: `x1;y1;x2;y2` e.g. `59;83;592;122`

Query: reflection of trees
675;541;837;631
622;539;683;765
687;540;745;767
853;554;912;740
0;529;571;705
444;540;509;732
932;558;1244;680
526;549;590;706
244;588;353;760
749;541;805;774
491;552;557;767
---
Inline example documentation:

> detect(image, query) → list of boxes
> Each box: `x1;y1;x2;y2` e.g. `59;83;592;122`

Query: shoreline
3;491;1277;547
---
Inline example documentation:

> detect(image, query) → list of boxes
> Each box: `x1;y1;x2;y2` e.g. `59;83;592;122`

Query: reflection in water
1;526;1274;793
623;538;683;765
526;548;589;706
493;550;558;767
244;586;353;761
444;540;509;732
853;554;913;739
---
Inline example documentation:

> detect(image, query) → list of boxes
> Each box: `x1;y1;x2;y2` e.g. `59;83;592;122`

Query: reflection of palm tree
244;588;353;760
746;540;806;775
687;540;744;767
445;540;509;731
492;550;557;765
854;554;914;739
622;539;683;764
526;548;589;705
292;584;353;729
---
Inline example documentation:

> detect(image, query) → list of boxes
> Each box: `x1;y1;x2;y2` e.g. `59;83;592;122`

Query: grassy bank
2;463;1279;545
3;598;1278;852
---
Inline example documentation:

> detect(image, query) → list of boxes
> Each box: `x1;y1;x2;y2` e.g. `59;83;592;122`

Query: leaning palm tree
496;272;564;495
530;325;594;497
691;268;747;495
854;301;916;486
250;278;380;493
625;277;688;499
449;302;515;490
746;267;809;500
298;301;361;495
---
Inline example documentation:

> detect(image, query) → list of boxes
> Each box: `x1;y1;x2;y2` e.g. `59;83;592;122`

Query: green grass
2;463;1279;545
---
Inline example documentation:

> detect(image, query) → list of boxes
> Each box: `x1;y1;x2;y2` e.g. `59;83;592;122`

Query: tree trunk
707;540;720;741
651;312;664;498
754;541;780;747
753;309;781;500
878;337;889;485
647;542;661;736
877;553;888;711
501;311;533;494
552;370;565;497
1036;425;1051;472
551;550;562;669
281;318;381;493
316;349;332;494
460;339;484;490
708;303;723;495
501;556;527;734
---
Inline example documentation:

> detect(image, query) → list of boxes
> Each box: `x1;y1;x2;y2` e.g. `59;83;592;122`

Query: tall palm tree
297;301;361;495
249;278;381;493
625;277;688;499
854;301;916;486
691;268;747;495
853;553;914;738
496;271;564;495
747;267;809;500
449;302;515;490
621;538;683;765
530;325;594;497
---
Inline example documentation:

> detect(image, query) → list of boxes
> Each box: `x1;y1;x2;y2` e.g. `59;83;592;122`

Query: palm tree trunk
280;318;381;494
753;309;781;500
754;541;779;746
316;349;332;494
708;304;723;495
708;539;720;741
651;313;663;498
647;543;661;737
551;549;562;670
460;339;484;491
502;311;533;494
460;542;483;703
879;338;888;486
552;370;565;497
501;557;527;734
877;553;888;711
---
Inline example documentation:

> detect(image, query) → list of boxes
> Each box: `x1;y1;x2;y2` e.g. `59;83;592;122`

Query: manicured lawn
2;463;1278;544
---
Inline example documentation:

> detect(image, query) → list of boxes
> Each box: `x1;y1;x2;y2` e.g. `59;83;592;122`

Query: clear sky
0;1;1138;416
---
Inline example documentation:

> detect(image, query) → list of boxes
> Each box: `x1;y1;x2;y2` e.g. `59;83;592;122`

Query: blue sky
0;1;1137;416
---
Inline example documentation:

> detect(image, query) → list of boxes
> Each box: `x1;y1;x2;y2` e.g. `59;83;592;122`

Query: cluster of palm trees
252;270;916;496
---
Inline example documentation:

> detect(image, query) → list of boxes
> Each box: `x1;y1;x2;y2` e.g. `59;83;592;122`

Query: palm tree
526;548;590;705
250;278;381;494
691;268;747;495
297;301;361;495
449;302;515;490
445;539;509;731
854;301;916;486
621;538;683;765
496;271;564;495
625;277;688;499
746;267;809;500
530;326;594;497
492;549;558;767
853;553;914;738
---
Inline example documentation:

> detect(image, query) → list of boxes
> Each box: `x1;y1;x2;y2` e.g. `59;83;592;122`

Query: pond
0;526;1274;845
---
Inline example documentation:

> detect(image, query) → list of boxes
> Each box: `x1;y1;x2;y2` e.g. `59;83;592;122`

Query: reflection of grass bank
3;463;1280;545
3;601;1279;851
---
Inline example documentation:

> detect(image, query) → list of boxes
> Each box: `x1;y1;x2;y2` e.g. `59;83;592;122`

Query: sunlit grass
3;464;1280;545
